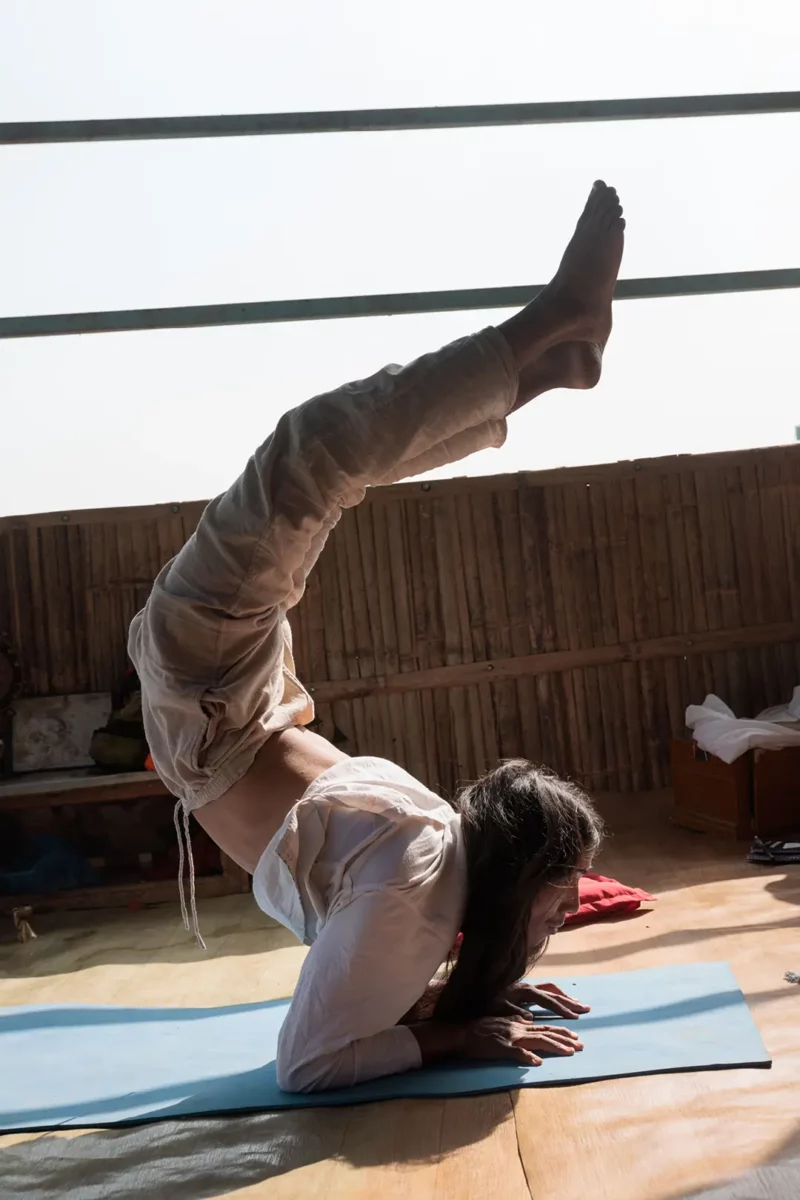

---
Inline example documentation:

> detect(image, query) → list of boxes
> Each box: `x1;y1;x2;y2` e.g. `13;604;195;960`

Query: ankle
496;301;547;371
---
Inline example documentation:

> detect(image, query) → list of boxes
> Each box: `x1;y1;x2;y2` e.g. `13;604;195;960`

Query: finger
530;1024;580;1039
531;994;579;1019
517;1029;574;1052
536;983;590;1009
492;1000;535;1023
545;1032;584;1051
512;984;551;1009
533;1037;580;1056
492;1040;542;1067
515;1049;542;1066
535;984;590;1013
508;1005;536;1023
536;983;570;997
535;1028;583;1047
521;1033;583;1056
528;1038;575;1056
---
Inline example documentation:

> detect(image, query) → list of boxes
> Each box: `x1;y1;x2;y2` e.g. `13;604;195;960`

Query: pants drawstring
173;799;207;950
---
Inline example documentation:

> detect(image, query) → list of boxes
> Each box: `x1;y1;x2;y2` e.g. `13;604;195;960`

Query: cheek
527;886;562;932
527;882;581;942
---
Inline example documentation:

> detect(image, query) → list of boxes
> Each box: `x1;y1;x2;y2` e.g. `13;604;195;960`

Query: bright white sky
1;1;799;516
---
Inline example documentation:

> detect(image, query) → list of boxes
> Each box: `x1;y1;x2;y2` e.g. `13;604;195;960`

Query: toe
602;191;624;225
583;180;609;215
587;183;621;223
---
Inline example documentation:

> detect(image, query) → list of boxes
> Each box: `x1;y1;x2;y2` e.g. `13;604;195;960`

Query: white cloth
756;685;800;725
686;691;800;764
252;756;466;1093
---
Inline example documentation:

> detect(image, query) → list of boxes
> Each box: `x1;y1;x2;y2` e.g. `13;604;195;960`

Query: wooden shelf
0;769;252;914
0;770;170;811
0;872;237;915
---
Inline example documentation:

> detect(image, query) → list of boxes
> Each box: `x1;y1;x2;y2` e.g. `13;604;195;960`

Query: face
526;859;592;952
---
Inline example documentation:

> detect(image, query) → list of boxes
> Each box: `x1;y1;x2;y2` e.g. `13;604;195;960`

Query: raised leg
130;183;626;816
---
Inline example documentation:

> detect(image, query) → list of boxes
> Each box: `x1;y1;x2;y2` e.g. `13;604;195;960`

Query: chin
526;934;552;965
534;921;566;950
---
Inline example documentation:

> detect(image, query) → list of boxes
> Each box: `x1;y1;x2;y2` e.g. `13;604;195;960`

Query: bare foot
512;341;602;412
543;181;625;342
499;182;625;370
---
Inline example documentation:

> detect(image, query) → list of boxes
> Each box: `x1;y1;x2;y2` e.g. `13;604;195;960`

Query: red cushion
564;873;656;925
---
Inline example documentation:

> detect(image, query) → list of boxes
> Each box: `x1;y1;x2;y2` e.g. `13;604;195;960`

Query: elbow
275;1050;327;1095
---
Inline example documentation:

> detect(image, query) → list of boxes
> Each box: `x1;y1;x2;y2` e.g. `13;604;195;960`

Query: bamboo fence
2;445;799;794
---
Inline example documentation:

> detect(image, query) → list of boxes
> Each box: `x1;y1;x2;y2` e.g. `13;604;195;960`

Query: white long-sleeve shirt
252;756;466;1093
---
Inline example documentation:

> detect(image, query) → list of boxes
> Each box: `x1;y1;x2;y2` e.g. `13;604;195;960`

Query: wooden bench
0;769;250;914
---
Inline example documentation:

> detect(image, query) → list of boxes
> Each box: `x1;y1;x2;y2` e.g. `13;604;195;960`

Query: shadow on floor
0;899;300;978
546;913;800;968
0;1097;507;1200
5;1101;799;1200
594;792;800;897
765;874;800;905
675;1119;800;1200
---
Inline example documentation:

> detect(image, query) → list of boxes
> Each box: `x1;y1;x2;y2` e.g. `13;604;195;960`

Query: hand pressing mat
0;962;770;1131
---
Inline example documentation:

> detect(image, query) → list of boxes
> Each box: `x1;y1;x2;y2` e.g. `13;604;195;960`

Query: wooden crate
671;738;800;839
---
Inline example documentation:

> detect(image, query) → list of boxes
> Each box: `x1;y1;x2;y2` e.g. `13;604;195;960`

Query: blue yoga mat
0;962;769;1132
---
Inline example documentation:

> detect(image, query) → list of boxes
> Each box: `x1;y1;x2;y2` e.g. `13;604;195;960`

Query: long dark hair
434;760;603;1022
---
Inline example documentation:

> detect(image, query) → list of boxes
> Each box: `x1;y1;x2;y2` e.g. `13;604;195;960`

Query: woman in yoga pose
130;181;624;1093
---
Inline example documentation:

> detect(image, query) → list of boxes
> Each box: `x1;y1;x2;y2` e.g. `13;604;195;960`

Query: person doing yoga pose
130;181;625;1093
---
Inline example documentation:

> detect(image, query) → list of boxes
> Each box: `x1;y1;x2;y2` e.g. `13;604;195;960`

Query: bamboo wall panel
2;448;799;795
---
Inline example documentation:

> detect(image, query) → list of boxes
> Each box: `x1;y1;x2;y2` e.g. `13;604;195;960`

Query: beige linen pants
129;327;518;814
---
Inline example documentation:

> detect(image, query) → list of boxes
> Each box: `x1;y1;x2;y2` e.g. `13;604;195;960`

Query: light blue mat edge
0;962;771;1132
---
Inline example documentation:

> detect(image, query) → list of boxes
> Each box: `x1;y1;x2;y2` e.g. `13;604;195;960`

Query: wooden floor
1;791;798;1200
